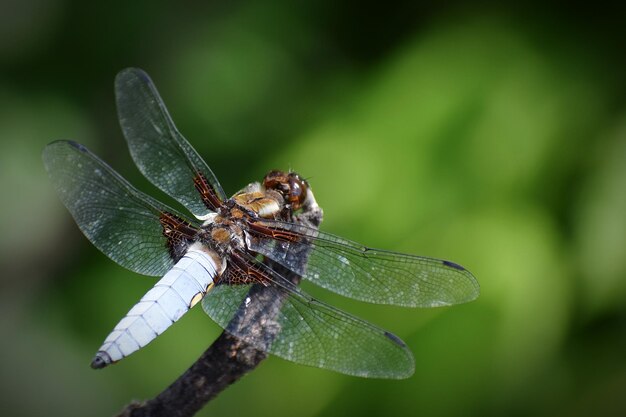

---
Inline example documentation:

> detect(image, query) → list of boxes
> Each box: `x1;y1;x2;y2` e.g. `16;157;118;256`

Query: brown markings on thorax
210;227;231;244
233;191;281;218
230;207;244;219
234;190;265;205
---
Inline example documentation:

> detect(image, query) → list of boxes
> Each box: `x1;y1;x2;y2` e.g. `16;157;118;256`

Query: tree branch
116;205;323;417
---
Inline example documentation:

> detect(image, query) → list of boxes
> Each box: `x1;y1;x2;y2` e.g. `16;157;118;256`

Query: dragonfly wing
202;253;414;379
43;140;199;276
246;220;480;307
115;68;227;217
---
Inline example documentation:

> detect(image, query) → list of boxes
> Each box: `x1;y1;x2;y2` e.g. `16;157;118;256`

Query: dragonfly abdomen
91;243;220;369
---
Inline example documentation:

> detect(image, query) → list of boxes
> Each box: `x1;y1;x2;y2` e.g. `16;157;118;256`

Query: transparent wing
202;255;414;379
43;140;198;276
115;67;227;217
246;220;480;307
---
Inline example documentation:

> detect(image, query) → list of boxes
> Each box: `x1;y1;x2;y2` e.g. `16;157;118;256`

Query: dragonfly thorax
232;182;284;219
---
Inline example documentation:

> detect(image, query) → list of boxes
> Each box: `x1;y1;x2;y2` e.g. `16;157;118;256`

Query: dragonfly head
263;170;309;211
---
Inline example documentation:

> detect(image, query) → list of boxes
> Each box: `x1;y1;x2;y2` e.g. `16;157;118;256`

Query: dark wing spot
442;260;466;271
136;68;152;83
384;331;407;348
68;140;88;153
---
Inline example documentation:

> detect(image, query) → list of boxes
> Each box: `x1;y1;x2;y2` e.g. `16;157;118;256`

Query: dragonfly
43;68;479;379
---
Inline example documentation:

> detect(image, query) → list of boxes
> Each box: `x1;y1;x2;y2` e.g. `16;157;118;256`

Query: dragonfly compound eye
263;170;308;210
287;173;308;210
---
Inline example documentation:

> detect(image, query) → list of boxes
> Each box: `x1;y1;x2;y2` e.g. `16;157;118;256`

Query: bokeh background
1;1;625;416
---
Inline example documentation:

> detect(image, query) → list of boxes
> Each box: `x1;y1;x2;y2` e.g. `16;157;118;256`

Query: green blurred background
1;1;625;416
